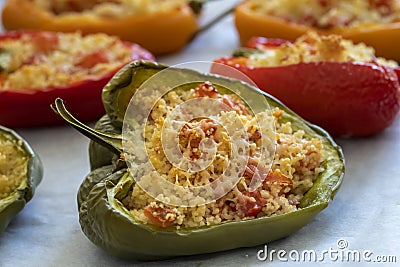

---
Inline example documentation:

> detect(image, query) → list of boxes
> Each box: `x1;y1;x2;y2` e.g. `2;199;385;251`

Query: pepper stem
51;98;122;156
190;2;235;42
189;0;220;15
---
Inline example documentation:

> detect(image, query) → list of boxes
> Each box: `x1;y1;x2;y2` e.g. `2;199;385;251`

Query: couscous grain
122;82;326;228
0;138;27;199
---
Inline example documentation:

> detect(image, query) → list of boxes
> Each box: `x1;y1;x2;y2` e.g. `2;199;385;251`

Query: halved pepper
0;125;43;234
234;0;400;61
0;31;154;128
1;0;200;55
213;37;400;137
52;60;344;260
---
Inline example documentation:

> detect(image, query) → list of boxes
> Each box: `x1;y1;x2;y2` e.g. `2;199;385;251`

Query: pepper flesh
0;126;43;234
1;0;199;55
53;61;345;260
213;39;400;137
234;1;400;61
0;31;154;128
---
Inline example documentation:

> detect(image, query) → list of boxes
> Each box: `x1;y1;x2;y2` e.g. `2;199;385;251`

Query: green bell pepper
52;60;345;260
0;126;43;234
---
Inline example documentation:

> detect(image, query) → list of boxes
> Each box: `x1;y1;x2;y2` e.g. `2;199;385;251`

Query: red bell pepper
0;31;154;128
213;37;400;137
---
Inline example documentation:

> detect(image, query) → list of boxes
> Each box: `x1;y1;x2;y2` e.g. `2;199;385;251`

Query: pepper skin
0;31;154;128
213;39;400;137
0;126;43;234
53;61;345;260
234;1;400;61
1;0;199;55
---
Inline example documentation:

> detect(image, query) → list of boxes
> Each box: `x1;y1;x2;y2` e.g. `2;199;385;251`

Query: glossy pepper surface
0;125;43;234
1;0;199;56
234;1;400;62
53;60;345;260
213;37;400;137
0;31;154;128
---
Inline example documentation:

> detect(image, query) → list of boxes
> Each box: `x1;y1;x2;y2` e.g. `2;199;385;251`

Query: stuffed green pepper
52;60;345;260
0;126;43;234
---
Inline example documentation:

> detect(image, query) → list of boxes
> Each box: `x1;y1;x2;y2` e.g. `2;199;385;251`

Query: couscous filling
0;138;28;199
122;82;326;228
248;0;400;28
0;32;134;90
29;0;186;17
237;32;398;67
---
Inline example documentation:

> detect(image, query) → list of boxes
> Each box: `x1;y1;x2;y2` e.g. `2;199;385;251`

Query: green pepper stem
51;98;122;156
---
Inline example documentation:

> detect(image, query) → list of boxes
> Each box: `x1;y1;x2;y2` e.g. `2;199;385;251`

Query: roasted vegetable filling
0;138;28;199
121;82;326;228
0;32;134;90
235;32;398;67
247;0;400;28
29;0;187;17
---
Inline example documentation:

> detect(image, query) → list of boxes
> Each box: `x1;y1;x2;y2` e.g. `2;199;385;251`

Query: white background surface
1;1;400;266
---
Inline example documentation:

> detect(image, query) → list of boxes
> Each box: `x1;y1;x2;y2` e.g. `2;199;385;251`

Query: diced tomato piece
244;157;269;185
179;118;219;159
75;50;110;69
244;159;293;188
143;205;176;228
199;119;217;137
318;0;329;7
370;0;394;11
220;95;250;115
248;128;262;143
265;169;293;185
238;190;267;217
194;81;218;98
31;32;59;53
0;74;6;86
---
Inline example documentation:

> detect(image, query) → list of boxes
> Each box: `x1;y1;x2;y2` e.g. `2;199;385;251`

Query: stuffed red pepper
213;32;400;137
0;31;154;128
